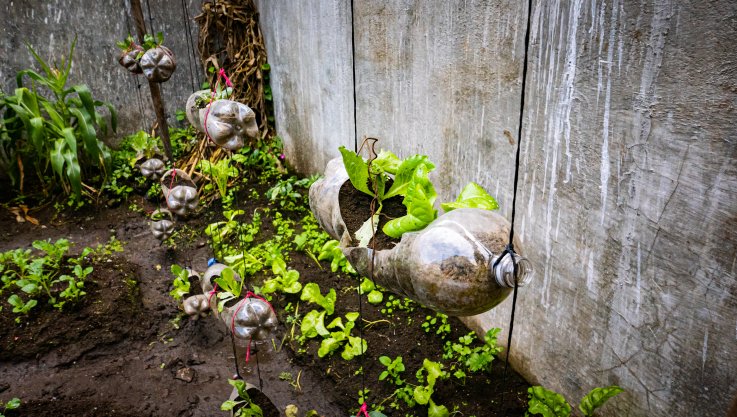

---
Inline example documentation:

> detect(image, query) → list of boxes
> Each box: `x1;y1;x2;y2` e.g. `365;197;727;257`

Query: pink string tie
218;68;234;88
207;283;219;307
356;402;369;417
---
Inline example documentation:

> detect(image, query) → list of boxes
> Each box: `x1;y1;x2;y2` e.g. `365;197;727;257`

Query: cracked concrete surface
255;1;737;416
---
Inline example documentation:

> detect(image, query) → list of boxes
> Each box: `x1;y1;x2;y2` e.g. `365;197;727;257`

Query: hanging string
356;138;378;414
180;0;198;92
350;0;359;153
498;0;533;406
183;0;204;86
230;333;243;380
145;0;156;34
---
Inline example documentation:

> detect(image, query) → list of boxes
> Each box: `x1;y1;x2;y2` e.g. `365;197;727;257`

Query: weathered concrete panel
241;1;737;416
465;1;737;416
0;0;204;144
254;0;354;174
352;1;527;209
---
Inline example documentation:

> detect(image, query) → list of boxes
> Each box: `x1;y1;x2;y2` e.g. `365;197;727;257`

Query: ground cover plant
0;122;537;416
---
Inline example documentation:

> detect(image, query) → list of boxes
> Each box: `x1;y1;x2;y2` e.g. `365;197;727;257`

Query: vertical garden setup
2;1;736;417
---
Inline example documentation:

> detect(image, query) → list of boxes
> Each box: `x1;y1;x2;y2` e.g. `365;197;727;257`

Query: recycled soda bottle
344;208;533;316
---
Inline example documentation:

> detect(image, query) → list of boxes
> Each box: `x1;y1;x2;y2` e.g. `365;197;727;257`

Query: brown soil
0;171;529;417
338;181;406;251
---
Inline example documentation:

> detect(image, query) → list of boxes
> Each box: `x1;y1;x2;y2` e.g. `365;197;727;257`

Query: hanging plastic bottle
343;208;533;316
161;169;199;216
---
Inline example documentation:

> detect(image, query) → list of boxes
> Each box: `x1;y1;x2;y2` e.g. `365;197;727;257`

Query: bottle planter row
180;265;280;413
309;158;533;317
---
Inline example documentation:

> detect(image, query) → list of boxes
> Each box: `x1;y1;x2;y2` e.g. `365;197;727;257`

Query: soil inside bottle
338;180;406;251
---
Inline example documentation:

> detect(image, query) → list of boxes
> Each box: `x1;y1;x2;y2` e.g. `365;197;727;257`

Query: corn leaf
70;107;99;163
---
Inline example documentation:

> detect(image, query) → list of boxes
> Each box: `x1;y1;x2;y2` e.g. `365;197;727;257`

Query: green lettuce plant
169;264;191;301
339;146;437;239
317;312;367;360
527;385;624;417
359;278;383;305
339;146;498;240
260;258;302;295
300;282;336;315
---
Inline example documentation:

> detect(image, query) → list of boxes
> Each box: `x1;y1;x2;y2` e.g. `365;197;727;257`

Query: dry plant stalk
171;0;274;203
195;0;272;140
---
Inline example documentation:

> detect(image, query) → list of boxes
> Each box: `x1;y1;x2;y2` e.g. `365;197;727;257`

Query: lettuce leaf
383;155;435;200
440;182;499;212
339;146;373;196
382;165;438;238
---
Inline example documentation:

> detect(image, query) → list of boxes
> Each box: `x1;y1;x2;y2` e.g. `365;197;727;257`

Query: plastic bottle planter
140;158;165;180
118;47;143;74
309;158;534;316
140;46;176;83
185;90;259;151
182;269;210;319
180;263;227;320
198;263;278;345
149;209;175;241
200;262;229;296
220;298;278;344
183;294;209;318
227;383;280;417
161;169;198;216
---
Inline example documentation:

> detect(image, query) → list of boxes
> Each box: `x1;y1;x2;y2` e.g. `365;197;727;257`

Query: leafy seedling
318;312;367;360
300;282;337;315
527;385;624;417
169;264;191;301
261;258;302;295
221;379;264;417
440;182;498;212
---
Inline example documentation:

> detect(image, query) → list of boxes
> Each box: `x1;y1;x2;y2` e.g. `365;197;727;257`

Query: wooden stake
130;0;173;162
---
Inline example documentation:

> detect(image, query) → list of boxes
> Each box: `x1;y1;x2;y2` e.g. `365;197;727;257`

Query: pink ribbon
245;337;252;363
218;68;234;88
356;403;369;417
207;283;219;307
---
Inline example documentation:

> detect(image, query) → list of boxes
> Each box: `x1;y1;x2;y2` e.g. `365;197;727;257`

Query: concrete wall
255;0;355;174
256;1;737;416
0;0;204;144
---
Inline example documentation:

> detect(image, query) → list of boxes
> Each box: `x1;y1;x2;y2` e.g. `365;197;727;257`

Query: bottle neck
492;253;533;288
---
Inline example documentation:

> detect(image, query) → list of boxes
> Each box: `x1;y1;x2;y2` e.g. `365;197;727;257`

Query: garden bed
0;165;529;416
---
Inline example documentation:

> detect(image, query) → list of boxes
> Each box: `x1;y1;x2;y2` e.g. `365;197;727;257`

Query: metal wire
500;0;534;409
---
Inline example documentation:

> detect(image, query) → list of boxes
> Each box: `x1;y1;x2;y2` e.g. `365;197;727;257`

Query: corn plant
1;36;116;196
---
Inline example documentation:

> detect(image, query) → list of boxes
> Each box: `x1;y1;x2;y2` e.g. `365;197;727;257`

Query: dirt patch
338;181;405;250
271;249;530;416
0;257;146;364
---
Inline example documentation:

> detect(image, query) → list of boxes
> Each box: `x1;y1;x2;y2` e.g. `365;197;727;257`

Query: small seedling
378;356;405;386
0;397;21;417
169;264;191;301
